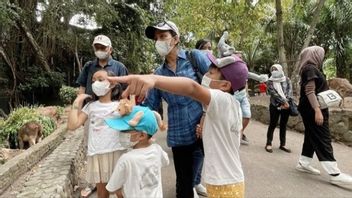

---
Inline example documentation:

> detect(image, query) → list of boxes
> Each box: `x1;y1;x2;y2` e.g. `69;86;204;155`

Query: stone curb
16;128;85;198
0;124;67;195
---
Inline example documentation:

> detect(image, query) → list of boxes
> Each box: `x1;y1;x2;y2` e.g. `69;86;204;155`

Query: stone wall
251;104;352;146
0;124;67;195
16;128;85;198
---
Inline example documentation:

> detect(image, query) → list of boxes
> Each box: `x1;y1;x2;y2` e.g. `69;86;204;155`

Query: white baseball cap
92;35;112;47
145;21;180;40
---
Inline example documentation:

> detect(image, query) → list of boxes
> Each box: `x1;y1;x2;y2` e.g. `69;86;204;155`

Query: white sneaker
296;163;321;175
195;184;208;197
330;173;352;185
193;188;200;198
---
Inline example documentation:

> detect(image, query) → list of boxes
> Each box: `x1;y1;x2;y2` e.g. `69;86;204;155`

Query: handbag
317;90;342;109
288;99;299;116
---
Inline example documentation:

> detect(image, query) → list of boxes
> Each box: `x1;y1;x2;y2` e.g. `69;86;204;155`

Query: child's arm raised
67;94;90;130
108;75;211;106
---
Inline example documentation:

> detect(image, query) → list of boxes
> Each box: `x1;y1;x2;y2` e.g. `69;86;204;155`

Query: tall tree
276;0;288;74
290;0;326;93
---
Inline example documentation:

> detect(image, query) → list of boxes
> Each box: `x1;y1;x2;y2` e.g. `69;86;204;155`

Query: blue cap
105;106;158;136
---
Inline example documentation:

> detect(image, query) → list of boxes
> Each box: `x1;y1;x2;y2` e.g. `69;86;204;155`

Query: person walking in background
265;64;292;153
144;21;210;197
258;82;267;96
296;46;352;185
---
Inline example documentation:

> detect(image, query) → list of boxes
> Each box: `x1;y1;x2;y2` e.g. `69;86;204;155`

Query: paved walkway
88;119;352;198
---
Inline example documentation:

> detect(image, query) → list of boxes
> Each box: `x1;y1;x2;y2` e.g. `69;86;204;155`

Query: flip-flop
80;186;96;198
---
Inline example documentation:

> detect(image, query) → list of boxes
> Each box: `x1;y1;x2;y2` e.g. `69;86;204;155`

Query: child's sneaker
330;173;352;185
240;134;249;145
296;163;321;175
195;183;208;197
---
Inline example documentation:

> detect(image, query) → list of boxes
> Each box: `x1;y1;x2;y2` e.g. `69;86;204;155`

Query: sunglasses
156;21;176;33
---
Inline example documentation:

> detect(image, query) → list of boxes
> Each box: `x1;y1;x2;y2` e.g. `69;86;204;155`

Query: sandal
265;145;273;153
80;186;97;198
279;146;291;153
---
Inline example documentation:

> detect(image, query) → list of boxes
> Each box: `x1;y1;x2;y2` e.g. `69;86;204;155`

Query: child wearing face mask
68;69;126;198
104;106;169;198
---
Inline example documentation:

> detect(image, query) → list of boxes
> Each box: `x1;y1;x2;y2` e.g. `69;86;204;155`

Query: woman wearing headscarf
265;64;292;153
296;46;352;185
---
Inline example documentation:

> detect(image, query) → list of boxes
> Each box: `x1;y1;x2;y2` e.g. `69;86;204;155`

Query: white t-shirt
106;144;169;198
202;89;244;185
82;101;125;156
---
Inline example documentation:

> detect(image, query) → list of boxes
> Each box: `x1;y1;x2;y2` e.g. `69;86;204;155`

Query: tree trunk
276;0;288;74
75;36;82;72
335;33;347;79
0;45;17;106
16;19;51;72
291;0;326;94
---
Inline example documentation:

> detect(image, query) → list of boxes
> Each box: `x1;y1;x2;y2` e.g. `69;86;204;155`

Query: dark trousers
300;109;336;161
172;141;203;198
266;104;290;146
193;139;204;186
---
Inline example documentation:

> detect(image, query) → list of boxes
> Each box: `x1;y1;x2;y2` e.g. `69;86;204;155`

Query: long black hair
195;39;211;50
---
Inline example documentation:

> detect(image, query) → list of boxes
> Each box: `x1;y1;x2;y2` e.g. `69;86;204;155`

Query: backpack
185;50;204;83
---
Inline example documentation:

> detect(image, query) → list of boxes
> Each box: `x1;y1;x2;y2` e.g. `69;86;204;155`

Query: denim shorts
234;90;251;118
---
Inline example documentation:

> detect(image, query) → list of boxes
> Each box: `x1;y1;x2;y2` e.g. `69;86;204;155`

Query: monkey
18;121;43;149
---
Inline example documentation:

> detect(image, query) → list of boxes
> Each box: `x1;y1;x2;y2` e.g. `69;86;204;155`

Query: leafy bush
0;106;56;146
17;65;65;92
59;86;77;104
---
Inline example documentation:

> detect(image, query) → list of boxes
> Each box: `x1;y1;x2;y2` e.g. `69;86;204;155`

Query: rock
343;130;352;142
0;148;23;164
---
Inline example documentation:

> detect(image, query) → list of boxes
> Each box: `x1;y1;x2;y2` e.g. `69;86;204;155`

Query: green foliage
17;65;65;92
323;58;337;79
59;86;77;104
38;116;56;137
0;106;56;145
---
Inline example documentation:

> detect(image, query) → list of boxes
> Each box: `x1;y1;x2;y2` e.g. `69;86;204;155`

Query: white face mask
95;50;109;60
119;133;139;149
201;75;212;88
271;70;283;78
92;80;111;96
155;39;173;57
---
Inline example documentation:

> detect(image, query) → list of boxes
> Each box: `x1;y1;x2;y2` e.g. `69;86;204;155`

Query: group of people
67;20;352;198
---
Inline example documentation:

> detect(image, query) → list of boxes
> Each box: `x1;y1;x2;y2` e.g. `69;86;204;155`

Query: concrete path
89;119;352;198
